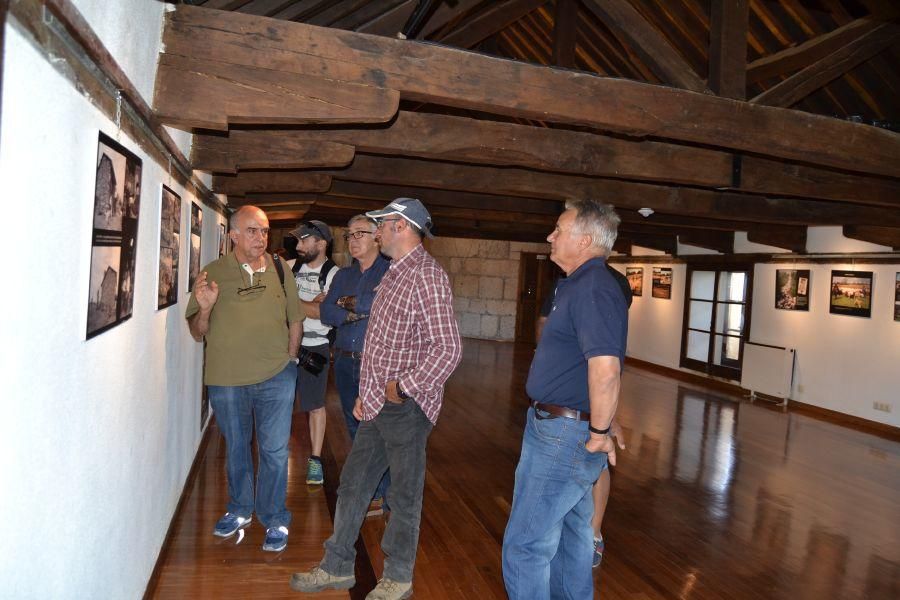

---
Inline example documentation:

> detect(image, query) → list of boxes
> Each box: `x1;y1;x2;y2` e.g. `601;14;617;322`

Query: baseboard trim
624;357;899;442
142;420;215;599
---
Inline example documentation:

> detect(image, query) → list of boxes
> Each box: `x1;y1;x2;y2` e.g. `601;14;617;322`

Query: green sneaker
365;578;413;599
289;566;355;593
306;457;324;485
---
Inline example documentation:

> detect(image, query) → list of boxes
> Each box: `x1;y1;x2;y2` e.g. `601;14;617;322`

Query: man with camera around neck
185;205;304;553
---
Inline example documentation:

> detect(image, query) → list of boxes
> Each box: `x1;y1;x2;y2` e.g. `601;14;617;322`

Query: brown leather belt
338;350;363;360
532;401;590;422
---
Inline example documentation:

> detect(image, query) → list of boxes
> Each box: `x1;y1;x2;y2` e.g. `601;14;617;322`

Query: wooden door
515;252;562;344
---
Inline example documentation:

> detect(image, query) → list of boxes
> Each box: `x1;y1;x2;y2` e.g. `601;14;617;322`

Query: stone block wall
424;237;551;341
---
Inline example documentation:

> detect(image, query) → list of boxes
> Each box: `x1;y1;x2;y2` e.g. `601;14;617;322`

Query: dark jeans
320;399;433;583
334;353;390;501
208;361;297;528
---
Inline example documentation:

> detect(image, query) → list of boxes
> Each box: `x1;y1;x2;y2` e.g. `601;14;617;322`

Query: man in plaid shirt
291;198;462;600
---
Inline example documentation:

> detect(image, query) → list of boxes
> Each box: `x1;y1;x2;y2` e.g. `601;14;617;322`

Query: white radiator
741;342;795;403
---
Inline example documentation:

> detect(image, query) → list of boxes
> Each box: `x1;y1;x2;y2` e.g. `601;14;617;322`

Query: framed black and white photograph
188;202;202;292
157;185;181;309
626;267;643;297
775;269;810;311
218;222;227;258
829;270;873;318
87;132;141;339
652;267;672;299
894;273;899;322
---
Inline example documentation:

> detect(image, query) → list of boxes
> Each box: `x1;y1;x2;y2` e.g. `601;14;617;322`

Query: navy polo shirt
526;257;628;413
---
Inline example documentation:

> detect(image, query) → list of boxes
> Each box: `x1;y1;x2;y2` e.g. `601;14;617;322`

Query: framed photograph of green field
829;270;873;318
775;269;810;311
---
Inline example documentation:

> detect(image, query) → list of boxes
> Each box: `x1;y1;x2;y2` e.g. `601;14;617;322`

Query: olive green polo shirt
185;254;304;386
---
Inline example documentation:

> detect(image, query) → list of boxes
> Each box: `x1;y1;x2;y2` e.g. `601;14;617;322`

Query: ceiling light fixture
637;207;654;218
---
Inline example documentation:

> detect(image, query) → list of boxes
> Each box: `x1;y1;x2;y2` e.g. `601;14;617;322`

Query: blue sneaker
213;512;251;538
306;457;324;485
263;526;289;552
593;535;605;568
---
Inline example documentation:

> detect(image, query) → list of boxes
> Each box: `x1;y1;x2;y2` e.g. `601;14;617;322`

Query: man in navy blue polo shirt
502;199;628;600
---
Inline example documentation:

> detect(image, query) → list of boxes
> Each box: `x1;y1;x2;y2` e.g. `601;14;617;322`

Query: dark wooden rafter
746;16;887;83
709;0;749;99
751;20;900;107
235;0;296;16
841;226;900;249
217;154;900;227
212;172;332;195
552;0;578;68
191;113;900;207
161;6;900;177
677;230;735;253
192;134;355;173
439;0;548;49
153;54;399;130
623;233;678;254
745;228;806;253
356;1;414;35
581;0;709;93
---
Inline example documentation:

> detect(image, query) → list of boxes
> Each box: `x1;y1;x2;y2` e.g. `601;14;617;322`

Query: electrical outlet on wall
873;402;892;413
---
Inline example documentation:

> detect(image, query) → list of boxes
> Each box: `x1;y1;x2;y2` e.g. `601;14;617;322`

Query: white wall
0;6;215;598
616;226;900;428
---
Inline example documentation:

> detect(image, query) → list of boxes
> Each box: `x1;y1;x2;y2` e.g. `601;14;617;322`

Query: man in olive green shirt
186;205;304;552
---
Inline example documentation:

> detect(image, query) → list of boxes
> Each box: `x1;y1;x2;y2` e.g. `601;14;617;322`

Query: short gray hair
347;214;376;229
564;199;620;255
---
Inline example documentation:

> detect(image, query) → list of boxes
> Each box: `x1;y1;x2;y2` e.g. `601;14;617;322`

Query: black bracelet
589;424;611;435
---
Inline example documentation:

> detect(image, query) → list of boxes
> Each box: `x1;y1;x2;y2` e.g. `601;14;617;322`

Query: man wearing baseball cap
291;198;462;599
288;220;339;486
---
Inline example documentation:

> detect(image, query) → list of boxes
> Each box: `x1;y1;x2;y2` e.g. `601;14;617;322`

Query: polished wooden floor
148;340;900;599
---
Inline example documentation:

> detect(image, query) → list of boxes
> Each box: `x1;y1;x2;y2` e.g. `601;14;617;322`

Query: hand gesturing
193;271;219;311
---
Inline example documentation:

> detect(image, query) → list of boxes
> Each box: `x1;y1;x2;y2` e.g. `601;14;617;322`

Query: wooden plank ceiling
158;1;900;252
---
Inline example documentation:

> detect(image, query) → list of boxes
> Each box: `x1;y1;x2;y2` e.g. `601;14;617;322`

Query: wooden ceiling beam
236;0;296;17
212;172;332;195
415;0;483;39
552;0;578;68
746;16;887;84
751;21;900;107
677;230;735;253
581;0;708;93
308;154;900;226
620;233;677;254
191;113;900;206
163;6;900;177
192;135;354;173
356;0;414;35
439;0;548;49
842;225;900;249
746;229;807;253
709;0;749;100
153;53;399;131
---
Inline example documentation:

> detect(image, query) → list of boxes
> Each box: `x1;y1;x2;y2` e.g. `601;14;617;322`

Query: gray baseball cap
366;198;434;238
288;220;333;244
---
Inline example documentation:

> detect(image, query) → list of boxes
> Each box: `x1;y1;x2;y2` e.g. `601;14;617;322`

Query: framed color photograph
188;202;202;292
775;269;810;311
652;267;672;299
894;273;899;322
829;270;873;318
157;185;181;309
626;267;643;297
86;132;142;339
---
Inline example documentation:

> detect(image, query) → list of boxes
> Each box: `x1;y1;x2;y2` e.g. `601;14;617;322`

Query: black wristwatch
396;381;411;400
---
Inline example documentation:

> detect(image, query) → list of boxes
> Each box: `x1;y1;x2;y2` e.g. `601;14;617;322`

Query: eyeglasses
243;226;270;238
304;221;327;239
343;230;375;241
376;218;403;229
237;283;266;296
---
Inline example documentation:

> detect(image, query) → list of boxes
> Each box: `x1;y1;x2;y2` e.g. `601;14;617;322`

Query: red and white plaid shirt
359;244;462;424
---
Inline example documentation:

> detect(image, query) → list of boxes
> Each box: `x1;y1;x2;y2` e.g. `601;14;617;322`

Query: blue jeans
334;353;390;502
321;399;432;583
208;361;296;529
502;407;608;600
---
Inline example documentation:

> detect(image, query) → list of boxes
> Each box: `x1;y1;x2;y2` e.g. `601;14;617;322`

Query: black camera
297;347;328;376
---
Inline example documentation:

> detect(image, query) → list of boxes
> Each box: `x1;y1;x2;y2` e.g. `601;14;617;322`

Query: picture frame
157;185;181;310
86;132;142;339
775;269;810;311
218;222;227;258
829;270;873;318
652;267;672;299
894;272;899;322
626;267;643;297
188;202;202;293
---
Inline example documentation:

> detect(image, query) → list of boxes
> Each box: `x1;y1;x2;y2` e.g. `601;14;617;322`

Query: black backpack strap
273;254;285;287
318;258;337;292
